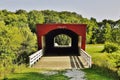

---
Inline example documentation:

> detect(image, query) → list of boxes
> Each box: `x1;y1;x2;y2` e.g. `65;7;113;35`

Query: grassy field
7;71;68;80
84;68;115;80
1;66;69;80
86;44;104;58
0;44;119;80
84;44;119;80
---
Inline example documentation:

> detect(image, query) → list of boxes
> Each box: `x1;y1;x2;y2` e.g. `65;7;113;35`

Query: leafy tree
111;21;120;44
4;13;28;27
28;10;44;32
0;22;37;74
15;9;27;15
104;23;112;42
54;34;71;45
0;10;5;21
17;26;37;63
42;10;60;23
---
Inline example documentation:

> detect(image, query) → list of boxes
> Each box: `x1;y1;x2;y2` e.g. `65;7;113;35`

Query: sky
0;0;120;21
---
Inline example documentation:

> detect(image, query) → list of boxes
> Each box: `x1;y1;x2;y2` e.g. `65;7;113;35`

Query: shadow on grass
7;72;69;80
84;64;119;80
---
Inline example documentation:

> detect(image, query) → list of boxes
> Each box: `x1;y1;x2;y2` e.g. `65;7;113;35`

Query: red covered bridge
29;24;92;69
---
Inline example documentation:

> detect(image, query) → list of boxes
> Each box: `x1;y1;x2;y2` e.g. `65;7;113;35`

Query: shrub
103;42;119;53
118;69;120;77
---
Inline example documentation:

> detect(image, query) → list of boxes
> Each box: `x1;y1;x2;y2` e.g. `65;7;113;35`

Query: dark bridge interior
44;29;80;56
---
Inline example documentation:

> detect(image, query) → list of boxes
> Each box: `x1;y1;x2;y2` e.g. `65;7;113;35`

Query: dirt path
33;56;85;70
33;56;87;80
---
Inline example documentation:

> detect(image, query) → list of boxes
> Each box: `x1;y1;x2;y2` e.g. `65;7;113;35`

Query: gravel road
64;69;86;80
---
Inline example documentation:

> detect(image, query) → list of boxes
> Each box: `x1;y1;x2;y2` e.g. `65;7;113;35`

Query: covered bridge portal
36;24;86;56
29;24;92;69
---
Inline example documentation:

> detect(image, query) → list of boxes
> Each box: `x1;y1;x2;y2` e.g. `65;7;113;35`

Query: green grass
84;44;119;80
84;68;115;80
1;66;69;80
7;72;68;80
86;44;104;57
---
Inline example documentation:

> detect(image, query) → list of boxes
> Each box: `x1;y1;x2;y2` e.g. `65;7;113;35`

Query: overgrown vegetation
0;15;37;78
85;44;120;80
103;42;119;53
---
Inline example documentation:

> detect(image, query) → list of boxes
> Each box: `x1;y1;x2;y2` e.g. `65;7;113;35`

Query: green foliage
110;52;120;66
54;34;71;45
118;69;120;77
28;10;44;32
2;9;120;44
15;9;27;15
104;23;112;42
86;44;120;79
4;14;28;27
111;23;120;44
0;22;37;77
87;19;99;44
17;26;37;64
42;10;83;24
103;42;119;53
0;10;5;21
